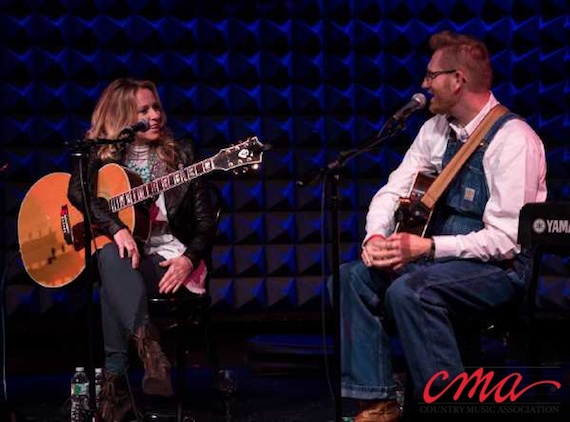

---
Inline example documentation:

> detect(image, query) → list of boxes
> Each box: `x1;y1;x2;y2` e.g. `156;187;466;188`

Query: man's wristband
428;238;436;260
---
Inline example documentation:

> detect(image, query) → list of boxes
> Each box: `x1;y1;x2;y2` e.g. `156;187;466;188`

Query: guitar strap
420;104;509;210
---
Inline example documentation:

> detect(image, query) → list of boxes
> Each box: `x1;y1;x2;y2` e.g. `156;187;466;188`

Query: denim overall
335;112;531;402
430;113;515;236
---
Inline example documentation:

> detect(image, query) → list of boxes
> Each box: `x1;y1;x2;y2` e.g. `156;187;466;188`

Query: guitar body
18;172;86;288
394;171;437;237
18;164;148;288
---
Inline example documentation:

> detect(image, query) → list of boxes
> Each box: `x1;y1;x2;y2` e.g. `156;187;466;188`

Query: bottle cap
75;367;85;371
95;368;103;374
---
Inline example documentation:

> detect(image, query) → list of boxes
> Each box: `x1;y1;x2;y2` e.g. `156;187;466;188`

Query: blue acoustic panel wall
1;0;569;317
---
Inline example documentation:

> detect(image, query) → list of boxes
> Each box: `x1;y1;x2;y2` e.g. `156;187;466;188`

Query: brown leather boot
133;324;173;397
356;399;400;422
100;373;133;422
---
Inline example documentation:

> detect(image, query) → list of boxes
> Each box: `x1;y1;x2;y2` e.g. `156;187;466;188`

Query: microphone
390;93;427;122
118;119;150;136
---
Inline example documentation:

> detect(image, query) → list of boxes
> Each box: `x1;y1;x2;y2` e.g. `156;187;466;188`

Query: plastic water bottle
94;368;104;415
70;366;89;422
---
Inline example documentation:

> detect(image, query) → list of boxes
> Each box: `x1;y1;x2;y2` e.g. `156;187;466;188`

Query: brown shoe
100;373;133;422
356;399;400;422
133;324;173;397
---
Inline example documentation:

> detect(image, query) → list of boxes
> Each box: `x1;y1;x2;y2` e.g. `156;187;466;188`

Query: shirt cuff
431;236;456;259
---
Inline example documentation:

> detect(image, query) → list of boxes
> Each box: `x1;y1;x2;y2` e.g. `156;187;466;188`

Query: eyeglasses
424;69;456;82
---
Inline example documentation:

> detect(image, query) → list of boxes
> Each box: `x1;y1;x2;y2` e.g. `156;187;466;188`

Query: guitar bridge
60;205;74;245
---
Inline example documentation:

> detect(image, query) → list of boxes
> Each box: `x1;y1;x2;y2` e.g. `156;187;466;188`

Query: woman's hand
113;228;140;269
158;255;194;294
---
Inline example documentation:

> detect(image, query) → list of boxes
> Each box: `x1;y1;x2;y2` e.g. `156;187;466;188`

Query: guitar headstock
213;136;265;174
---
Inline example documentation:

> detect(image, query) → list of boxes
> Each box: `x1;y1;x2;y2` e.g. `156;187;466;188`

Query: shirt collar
447;93;499;142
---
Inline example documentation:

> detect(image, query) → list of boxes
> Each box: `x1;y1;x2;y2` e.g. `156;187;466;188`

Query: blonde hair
87;78;179;169
429;30;492;92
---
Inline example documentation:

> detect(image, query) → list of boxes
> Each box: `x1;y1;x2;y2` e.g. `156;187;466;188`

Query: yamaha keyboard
517;202;570;367
518;202;570;250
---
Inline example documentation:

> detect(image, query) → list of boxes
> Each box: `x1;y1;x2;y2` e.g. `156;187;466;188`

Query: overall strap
420;104;509;210
479;110;519;147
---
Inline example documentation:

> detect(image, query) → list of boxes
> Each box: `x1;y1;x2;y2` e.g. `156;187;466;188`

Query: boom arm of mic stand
296;119;406;188
65;135;135;151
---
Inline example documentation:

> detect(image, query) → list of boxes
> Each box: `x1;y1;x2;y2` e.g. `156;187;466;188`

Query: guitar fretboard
109;158;215;212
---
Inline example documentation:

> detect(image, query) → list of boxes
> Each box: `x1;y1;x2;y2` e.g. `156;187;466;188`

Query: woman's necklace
124;144;157;183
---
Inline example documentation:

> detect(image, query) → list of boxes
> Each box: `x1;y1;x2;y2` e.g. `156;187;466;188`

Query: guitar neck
108;158;215;212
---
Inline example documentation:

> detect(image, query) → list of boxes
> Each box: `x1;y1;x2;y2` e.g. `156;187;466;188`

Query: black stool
145;183;223;421
146;292;218;422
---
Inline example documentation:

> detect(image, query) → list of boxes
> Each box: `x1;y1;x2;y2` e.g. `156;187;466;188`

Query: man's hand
113;228;140;269
158;255;194;294
362;235;387;267
362;233;433;270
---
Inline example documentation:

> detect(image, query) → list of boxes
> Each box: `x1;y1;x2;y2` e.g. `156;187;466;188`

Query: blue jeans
98;243;167;375
333;257;528;400
332;260;397;400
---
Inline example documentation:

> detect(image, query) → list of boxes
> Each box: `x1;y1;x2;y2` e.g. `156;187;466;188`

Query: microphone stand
65;133;135;417
0;164;14;421
296;118;407;422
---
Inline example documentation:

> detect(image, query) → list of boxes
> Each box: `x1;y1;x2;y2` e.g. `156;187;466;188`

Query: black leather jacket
67;140;217;268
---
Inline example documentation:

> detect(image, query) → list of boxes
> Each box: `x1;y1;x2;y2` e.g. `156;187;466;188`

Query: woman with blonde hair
68;78;217;421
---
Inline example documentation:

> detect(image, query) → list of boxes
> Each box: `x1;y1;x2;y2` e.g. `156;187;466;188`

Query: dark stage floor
3;323;570;422
5;364;570;422
3;330;340;422
5;367;336;422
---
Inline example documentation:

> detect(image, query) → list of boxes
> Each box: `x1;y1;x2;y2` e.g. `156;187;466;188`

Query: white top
144;193;207;295
364;93;547;261
144;193;187;259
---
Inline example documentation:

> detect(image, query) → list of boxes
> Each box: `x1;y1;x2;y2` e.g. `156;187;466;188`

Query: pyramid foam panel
1;0;568;317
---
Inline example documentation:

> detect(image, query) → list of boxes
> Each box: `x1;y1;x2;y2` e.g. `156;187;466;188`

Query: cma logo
532;218;570;234
424;368;561;404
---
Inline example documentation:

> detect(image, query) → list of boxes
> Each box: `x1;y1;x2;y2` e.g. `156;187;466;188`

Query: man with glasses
334;30;547;421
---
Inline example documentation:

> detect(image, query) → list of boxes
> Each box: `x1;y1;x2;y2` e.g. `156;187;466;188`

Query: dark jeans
97;243;167;375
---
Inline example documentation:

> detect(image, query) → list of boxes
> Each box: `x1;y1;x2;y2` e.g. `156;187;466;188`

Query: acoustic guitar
394;171;438;237
18;136;265;288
